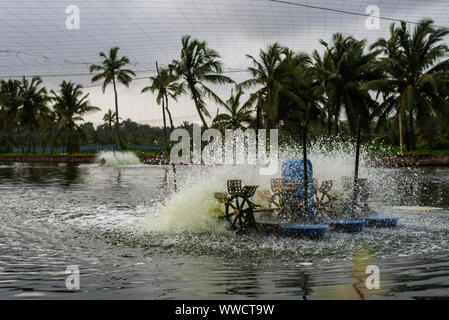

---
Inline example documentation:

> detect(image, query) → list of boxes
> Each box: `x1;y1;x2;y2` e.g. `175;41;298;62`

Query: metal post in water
399;112;403;154
302;103;310;219
352;115;362;217
172;163;178;192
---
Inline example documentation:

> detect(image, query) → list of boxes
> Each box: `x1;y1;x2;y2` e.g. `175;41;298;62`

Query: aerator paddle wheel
313;179;340;219
213;168;397;236
257;178;301;221
214;180;259;232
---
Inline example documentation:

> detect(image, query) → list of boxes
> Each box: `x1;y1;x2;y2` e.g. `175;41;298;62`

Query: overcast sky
1;0;448;126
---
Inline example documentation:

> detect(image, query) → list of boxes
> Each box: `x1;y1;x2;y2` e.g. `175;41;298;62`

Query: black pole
172;163;178;192
302;103;310;219
352;115;362;217
255;91;261;155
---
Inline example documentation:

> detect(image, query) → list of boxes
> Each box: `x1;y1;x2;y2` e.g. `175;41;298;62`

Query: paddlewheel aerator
214;180;259;232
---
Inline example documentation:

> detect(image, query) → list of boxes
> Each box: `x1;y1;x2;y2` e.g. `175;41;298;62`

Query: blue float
363;216;398;228
258;223;328;238
281;158;315;218
279;225;328;238
326;220;365;233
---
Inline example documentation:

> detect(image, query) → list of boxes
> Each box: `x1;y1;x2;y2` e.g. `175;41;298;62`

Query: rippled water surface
0;162;448;299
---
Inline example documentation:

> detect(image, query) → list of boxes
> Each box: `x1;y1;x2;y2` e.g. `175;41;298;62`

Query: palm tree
170;35;234;128
364;19;449;151
18;77;50;153
102;109;117;149
238;43;305;130
312;33;382;137
38;111;58;154
103;109;116;130
89;47;135;149
51;81;100;154
0;79;22;152
277;50;322;136
212;89;254;130
142;63;183;150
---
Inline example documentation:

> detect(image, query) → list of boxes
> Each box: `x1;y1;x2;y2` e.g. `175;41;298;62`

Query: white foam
98;151;141;166
132;140;383;233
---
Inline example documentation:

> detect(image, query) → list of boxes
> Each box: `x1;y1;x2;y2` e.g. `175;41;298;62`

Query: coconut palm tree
277;50;322;136
238;43;283;131
364;19;449;151
142;63;183;150
89;47;135;150
51;81;100;154
170;35;234;128
18;77;50;153
38;111;58;154
238;43;306;130
0;79;22;152
312;33;382;137
103;109;116;130
212;89;253;130
102;109;117;149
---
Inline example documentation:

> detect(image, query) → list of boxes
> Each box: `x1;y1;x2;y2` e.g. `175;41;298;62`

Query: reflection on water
0;162;448;299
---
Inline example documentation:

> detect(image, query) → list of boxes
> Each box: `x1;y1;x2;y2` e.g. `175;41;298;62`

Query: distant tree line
79;119;193;151
2;18;449;154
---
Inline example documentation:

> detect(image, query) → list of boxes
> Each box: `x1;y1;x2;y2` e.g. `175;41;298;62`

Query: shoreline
0;154;171;165
367;154;449;167
1;154;449;167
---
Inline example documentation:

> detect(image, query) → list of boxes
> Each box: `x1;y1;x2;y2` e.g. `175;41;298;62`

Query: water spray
172;163;178;192
352;115;362;218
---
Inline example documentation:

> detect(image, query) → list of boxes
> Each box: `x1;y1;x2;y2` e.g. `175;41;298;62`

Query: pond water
0;161;448;299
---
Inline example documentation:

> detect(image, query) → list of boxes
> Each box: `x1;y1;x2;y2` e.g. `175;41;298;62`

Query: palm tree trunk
188;81;208;128
408;111;415;151
165;94;175;129
161;95;168;152
327;112;332;137
112;77;124;150
28;124;32;153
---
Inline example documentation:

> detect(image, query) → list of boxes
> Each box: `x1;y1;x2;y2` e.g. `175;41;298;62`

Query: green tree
170;35;234;128
102;109;118;148
212;89;253;130
0;79;22;152
313;34;382;137
103;109;116;131
238;43;305;130
18;77;50;153
142;63;183;150
51;81;100;154
276;50;322;137
364;19;449;151
89;47;135;149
